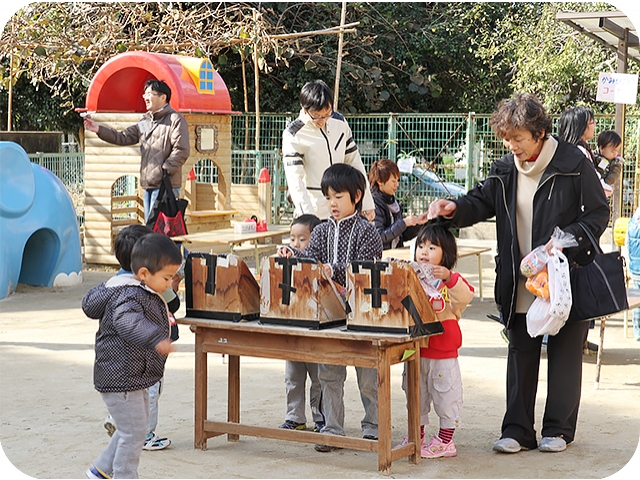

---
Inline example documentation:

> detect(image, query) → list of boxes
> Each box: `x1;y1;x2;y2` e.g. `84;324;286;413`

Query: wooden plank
194;326;208;449
227;356;240;441
203;421;377;451
377;347;392;474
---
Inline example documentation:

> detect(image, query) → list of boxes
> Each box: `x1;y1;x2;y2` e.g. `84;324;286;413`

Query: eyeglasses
142;92;160;99
306;110;333;121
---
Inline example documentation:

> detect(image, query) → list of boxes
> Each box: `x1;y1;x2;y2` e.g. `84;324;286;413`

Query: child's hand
323;264;332;278
431;265;451;282
155;338;175;356
405;213;428;227
278;246;292;257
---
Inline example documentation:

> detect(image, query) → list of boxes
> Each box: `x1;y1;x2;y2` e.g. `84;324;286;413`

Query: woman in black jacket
369;158;428;250
428;94;609;455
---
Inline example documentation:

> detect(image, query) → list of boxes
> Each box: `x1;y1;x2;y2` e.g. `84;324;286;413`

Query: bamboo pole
253;10;260;153
334;1;347;110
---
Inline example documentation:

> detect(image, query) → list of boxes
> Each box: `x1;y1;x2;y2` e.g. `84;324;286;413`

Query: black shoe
363;434;378;440
315;444;342;452
314;421;325;432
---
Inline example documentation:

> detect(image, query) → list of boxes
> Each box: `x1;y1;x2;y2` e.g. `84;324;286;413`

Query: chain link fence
27;112;640;228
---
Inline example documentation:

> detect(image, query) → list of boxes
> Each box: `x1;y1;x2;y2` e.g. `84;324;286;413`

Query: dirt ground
1;241;639;479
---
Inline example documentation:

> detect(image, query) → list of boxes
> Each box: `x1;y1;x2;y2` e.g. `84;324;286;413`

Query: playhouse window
194;158;219;184
199;61;215;92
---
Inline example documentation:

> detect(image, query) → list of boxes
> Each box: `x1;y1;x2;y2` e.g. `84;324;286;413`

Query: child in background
626;207;640;341
83;234;183;479
279;214;326;432
278;163;383;452
595;130;624;189
398;224;474;458
99;224;180;451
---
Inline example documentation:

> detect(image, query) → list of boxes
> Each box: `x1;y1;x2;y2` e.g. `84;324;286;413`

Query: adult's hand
427;199;457;219
84;117;99;133
363;209;375;221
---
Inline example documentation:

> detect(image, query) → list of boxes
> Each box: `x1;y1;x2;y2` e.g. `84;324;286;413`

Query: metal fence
27;112;640;228
28;152;85;226
231;112;640;220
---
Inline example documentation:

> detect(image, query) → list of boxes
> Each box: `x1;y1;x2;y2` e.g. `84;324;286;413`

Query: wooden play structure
259;256;347;329
185;253;260;321
346;259;442;336
82;51;239;264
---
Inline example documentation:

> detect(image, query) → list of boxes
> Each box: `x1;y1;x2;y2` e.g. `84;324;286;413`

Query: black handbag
146;170;189;237
568;222;628;322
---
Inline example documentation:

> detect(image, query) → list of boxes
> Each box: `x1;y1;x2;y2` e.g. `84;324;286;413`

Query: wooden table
385;245;492;299
594;288;640;389
176;317;430;474
173;225;290;268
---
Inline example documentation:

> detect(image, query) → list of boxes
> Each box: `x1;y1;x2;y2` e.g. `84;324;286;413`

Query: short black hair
113;224;154;271
144;79;172;102
299;80;333;112
130;233;183;275
414;224;458;270
292;213;322;232
320;163;366;212
597;129;622;149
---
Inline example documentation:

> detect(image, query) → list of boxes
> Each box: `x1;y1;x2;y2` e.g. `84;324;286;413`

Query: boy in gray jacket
83;234;183;479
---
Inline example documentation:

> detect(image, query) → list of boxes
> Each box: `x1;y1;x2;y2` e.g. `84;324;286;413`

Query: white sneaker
143;432;171;451
493;437;524;453
539;436;567;452
103;416;116;437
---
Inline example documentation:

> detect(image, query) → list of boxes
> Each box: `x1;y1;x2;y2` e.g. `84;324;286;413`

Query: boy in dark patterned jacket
278;163;383;452
82;234;183;479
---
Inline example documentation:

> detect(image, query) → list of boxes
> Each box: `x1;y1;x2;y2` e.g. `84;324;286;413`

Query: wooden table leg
477;253;484;299
194;327;208;449
228;354;240;441
406;342;421;465
377;347;392;474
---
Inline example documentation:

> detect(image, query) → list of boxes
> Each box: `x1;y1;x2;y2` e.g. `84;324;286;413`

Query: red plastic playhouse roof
84;51;235;114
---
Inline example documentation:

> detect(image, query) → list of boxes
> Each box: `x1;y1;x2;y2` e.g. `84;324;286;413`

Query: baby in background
594;129;624;198
278;214;326;433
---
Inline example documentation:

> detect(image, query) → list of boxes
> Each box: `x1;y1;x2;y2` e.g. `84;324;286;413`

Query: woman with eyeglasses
282;80;375;221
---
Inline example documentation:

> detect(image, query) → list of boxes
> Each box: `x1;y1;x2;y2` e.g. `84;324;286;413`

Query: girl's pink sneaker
421;435;457;458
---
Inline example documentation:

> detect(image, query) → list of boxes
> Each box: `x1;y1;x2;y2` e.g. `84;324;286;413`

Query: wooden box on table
346;259;443;336
259;256;346;329
185;252;260;321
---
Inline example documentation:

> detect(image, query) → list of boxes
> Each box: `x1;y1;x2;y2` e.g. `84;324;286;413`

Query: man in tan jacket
84;79;190;221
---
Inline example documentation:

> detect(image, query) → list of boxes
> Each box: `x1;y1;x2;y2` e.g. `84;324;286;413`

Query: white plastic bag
526;248;572;337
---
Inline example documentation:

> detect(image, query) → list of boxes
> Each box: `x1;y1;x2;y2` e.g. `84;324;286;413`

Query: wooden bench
184;209;238;233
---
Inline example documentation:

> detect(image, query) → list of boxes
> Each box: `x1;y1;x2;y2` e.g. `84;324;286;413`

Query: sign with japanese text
596;72;638;104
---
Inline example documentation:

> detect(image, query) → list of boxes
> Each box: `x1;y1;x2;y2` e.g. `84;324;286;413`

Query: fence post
465;113;475;191
388;114;397;161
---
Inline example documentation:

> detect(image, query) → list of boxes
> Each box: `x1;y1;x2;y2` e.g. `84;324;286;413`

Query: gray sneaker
539;436;567;452
493;437;524;453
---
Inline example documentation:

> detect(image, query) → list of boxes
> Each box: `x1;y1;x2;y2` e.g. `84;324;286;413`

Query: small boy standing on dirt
82;234;182;479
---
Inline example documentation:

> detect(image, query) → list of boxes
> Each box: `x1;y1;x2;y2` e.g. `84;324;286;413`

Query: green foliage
1;1;637;133
505;2;639;115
